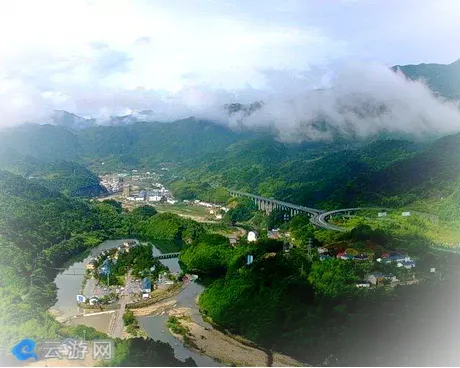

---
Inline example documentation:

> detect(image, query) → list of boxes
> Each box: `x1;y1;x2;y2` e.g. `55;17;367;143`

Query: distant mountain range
48;109;159;130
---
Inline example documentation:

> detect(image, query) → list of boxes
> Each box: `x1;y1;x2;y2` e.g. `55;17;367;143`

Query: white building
199;202;214;208
149;195;163;202
89;297;100;306
247;231;258;242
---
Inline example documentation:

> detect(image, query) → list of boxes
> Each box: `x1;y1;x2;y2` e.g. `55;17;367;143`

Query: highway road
309;207;395;232
227;189;436;233
310;208;366;232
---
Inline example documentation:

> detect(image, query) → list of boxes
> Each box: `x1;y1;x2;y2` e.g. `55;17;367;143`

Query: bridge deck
154;252;180;259
229;190;324;214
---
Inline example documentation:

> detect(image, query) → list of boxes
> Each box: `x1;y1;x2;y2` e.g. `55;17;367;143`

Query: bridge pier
226;189;321;220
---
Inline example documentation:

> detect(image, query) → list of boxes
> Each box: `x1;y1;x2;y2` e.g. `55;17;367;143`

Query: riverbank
133;298;304;367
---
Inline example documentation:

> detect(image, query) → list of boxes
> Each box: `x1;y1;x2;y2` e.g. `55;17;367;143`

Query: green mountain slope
392;59;460;99
0;146;105;197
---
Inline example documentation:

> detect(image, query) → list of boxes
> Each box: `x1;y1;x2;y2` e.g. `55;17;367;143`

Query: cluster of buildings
99;175;124;193
356;272;399;288
183;199;229;220
86;241;138;274
140;271;177;299
185;199;229;211
123;183;176;204
317;246;417;289
376;253;416;268
318;248;416;269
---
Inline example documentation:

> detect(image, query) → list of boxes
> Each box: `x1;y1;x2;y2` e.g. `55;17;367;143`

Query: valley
1;60;460;367
3;0;460;365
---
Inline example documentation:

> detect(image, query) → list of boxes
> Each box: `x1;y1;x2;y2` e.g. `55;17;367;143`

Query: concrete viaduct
228;190;325;218
228;190;391;232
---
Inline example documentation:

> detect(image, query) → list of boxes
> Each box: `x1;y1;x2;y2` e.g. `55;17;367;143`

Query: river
51;238;220;367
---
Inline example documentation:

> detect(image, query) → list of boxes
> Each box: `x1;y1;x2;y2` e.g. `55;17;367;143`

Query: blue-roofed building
99;258;111;275
141;277;152;293
399;259;416;269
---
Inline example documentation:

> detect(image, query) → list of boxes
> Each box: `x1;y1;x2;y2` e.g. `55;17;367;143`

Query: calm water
138;281;220;367
51;238;220;366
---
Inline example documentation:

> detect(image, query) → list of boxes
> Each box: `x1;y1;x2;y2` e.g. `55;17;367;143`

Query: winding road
310;207;385;232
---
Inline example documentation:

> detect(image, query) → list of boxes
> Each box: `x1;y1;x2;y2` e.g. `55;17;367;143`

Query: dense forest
3;118;460;215
0;145;105;197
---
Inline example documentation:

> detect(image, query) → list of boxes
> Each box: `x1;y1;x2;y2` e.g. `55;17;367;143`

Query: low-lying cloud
2;61;460;142
214;62;460;141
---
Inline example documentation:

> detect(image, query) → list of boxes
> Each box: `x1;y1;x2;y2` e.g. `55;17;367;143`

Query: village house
355;253;369;261
86;259;97;270
336;251;354;260
398;259;416;269
366;272;398;286
141;278;152;293
356;281;371;288
268;229;281;239
89;296;100;306
247;231;258;242
124;240;136;247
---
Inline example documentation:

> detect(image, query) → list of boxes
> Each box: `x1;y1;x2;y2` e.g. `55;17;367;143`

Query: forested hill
0;145;106;197
2;117;460;210
392;59;460;100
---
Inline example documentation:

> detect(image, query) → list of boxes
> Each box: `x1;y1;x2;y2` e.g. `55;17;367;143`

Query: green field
154;203;214;219
330;209;460;244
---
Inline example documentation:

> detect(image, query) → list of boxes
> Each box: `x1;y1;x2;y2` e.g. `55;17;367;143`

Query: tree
308;258;372;298
225;198;257;225
103;200;123;213
122;310;136;326
108;338;197;367
130;205;157;219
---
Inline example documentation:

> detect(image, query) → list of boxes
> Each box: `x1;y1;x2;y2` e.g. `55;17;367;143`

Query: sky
0;0;460;138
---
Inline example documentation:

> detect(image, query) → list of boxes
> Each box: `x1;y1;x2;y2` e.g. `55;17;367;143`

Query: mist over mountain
30;60;460;143
392;58;460;100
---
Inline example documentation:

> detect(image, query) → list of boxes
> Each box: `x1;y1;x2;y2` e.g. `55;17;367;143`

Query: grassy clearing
167;316;190;336
331;211;460;244
154;203;212;218
116;275;125;285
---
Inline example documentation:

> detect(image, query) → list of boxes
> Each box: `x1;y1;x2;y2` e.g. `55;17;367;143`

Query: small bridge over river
154;252;180;260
